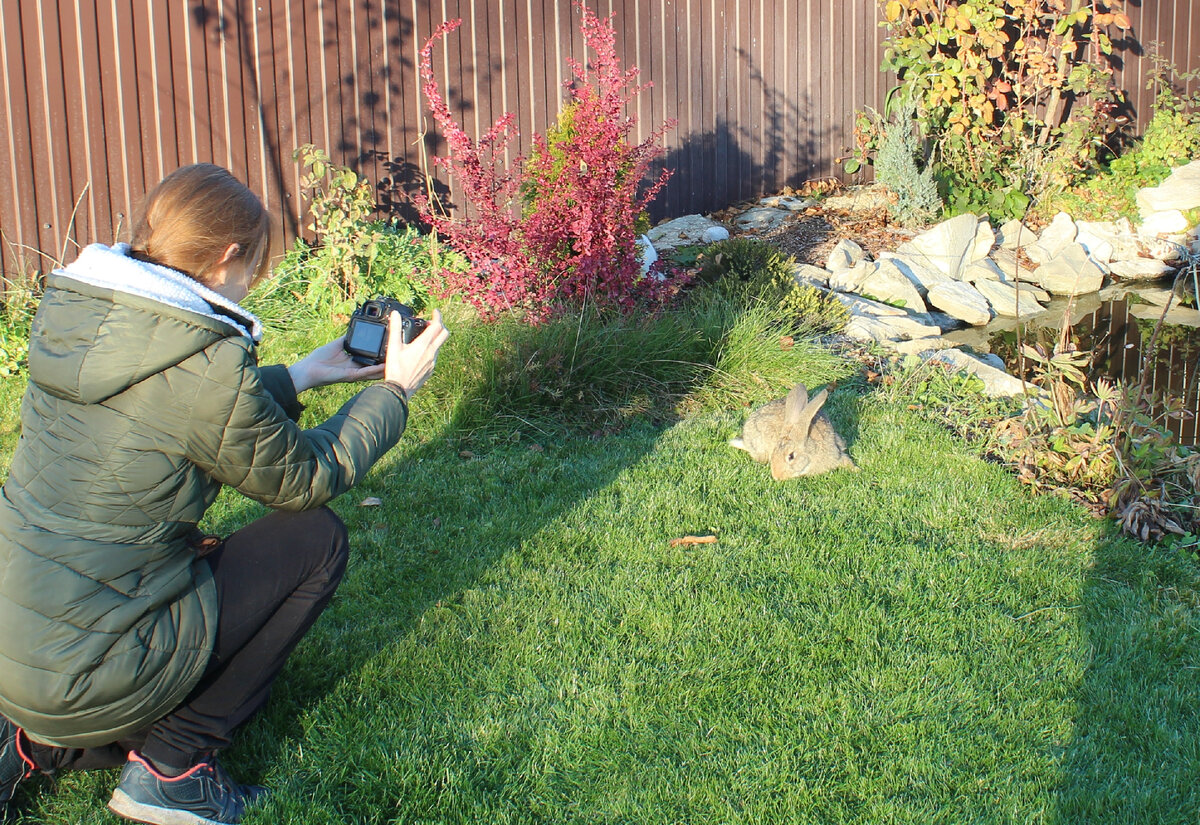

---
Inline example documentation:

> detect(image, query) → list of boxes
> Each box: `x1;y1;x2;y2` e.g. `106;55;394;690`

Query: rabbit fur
729;383;856;480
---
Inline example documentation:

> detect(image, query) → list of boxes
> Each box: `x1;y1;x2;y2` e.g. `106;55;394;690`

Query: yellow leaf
885;0;903;22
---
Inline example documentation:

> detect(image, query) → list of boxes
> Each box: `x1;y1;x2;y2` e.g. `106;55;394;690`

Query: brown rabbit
729;383;856;480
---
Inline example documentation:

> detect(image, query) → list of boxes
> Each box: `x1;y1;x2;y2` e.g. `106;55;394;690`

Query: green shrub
695;238;848;333
871;97;942;226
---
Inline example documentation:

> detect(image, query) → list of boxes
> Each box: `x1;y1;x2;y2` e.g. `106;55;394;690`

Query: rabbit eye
787;451;796;463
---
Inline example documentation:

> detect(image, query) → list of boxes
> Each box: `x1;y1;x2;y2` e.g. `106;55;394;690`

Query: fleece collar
57;243;263;342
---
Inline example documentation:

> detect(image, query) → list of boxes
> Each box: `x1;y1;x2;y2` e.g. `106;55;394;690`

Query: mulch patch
714;186;921;267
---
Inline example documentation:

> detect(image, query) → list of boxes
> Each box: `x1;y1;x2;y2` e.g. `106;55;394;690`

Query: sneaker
1;717;37;810
107;751;268;825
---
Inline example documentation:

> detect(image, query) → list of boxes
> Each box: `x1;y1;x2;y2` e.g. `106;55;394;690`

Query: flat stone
1029;243;1106;296
896;213;991;279
759;195;817;211
831;291;910;318
926;348;1038;397
735;207;789;232
927;281;993;326
1130;287;1177;307
1139;210;1190;237
1076;218;1142;262
879;252;954;294
826;239;868;273
832;260;926;310
791;263;830;288
974;278;1047;318
886;336;956;356
996;219;1036;249
962;259;1006;283
647;214;729;250
845;313;943;343
1107;258;1175;281
1027;212;1077;264
1128;303;1200;327
989;248;1037;282
821;184;893;212
1136;159;1200;216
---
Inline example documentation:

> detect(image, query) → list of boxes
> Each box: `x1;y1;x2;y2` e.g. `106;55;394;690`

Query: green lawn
3;316;1199;824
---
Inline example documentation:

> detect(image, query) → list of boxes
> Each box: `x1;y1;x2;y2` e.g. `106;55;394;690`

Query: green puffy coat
0;271;407;747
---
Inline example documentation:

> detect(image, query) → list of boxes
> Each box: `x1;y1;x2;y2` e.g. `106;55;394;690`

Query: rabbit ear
785;384;827;434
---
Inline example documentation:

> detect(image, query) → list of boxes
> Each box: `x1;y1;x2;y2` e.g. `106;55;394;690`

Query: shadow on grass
1054;523;1200;824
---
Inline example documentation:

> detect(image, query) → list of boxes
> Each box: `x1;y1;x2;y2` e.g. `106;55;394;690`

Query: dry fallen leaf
459;450;475;459
780;336;795;350
360;497;383;507
669;535;718;547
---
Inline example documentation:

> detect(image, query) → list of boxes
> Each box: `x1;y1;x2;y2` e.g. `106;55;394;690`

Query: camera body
343;296;428;366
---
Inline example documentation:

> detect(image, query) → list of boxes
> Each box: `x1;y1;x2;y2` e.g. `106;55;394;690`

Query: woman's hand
384;309;449;399
287;336;383;394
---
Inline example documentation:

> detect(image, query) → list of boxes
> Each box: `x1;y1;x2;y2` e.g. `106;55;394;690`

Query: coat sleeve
257;364;305;422
183;338;408;511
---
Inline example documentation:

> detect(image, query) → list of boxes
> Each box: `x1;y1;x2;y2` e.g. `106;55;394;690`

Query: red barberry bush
417;4;680;323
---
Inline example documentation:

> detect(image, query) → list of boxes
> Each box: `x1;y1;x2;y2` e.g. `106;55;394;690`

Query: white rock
826;239;868;273
926;281;993;326
886;337;956;356
701;226;730;243
974;221;997;256
1128;304;1200;327
759;195;817;212
896;213;991;279
996;219;1036;249
828;259;874;292
1027;212;1077;264
735;207;789;232
1107;258;1174;281
1136;159;1200;216
1076;219;1142;262
974;278;1047;318
832;260;926;310
1131;287;1176;307
1029;243;1106;296
830;291;910;318
962;259;1006;283
791;263;830;288
1139;210;1190;237
990;248;1035;282
880;251;954;294
647;215;729;250
844;313;942;343
636;235;657;274
926;348;1037;397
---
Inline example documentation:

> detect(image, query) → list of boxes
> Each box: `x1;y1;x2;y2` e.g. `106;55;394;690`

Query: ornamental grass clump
417;4;678;324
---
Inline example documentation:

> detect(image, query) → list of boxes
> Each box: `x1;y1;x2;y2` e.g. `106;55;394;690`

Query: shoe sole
107;788;229;825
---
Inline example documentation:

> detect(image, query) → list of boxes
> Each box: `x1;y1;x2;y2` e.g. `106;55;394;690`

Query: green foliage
872;0;1130;219
869;97;942;225
293;143;384;301
692;238;848;333
0;271;40;378
1036;50;1200;223
874;351;1016;443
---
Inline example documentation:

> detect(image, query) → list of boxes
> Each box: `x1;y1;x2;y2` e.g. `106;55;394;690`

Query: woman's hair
129;164;272;286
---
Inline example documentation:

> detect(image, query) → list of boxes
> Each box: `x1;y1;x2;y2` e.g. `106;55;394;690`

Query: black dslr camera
343;296;428;366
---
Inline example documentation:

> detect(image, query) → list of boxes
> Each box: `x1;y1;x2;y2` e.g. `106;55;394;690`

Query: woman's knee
305;506;349;584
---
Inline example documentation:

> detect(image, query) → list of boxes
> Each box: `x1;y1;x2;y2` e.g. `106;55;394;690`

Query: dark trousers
30;507;349;773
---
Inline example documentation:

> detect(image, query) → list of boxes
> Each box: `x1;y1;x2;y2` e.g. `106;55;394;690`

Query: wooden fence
1;0;1197;279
